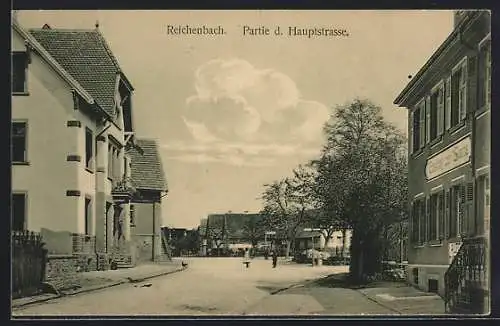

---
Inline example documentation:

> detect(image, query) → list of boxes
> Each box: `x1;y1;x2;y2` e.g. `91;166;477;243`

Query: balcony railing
444;236;487;314
111;176;136;196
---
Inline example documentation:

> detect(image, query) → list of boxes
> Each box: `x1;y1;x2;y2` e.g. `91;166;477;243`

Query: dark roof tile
128;138;167;192
29;28;128;117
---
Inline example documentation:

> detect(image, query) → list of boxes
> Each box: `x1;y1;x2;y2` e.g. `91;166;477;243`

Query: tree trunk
341;228;347;259
281;239;292;258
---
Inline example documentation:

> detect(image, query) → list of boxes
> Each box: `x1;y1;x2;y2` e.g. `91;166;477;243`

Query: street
12;258;348;316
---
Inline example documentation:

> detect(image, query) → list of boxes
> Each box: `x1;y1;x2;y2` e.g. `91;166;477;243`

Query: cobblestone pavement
12;258;347;316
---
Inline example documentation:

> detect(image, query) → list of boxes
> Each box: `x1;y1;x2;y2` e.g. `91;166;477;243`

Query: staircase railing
444;236;486;314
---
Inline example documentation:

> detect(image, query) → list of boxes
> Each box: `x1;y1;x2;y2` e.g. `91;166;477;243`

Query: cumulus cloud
183;58;330;144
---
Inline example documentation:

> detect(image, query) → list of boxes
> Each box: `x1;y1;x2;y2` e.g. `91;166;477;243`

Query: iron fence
11;231;48;299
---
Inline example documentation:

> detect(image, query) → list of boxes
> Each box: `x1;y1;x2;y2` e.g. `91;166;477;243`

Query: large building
394;11;490;313
11;20;167;276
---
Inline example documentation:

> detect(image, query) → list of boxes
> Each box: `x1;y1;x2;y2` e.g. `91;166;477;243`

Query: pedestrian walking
272;250;278;268
243;248;251;268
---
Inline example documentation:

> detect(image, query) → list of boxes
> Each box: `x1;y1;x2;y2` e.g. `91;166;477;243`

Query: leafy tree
242;216;265;248
316;99;408;282
260;164;317;258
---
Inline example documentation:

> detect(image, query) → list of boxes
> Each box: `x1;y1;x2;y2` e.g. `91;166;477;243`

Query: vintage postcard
11;9;490;317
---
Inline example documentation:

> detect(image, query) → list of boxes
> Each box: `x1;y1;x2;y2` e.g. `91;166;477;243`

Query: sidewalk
357;282;446;315
245;273;446;315
12;261;186;309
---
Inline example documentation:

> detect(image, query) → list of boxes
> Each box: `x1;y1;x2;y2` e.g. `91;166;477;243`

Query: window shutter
459;60;468;121
419;200;424;245
438;191;445;240
466;182;475;236
419;103;426;149
425;197;430;243
486;41;491;106
425;96;431;144
437;85;445;136
445;189;450;239
467;55;478;114
409;110;414;154
445;76;452;130
459;184;466;237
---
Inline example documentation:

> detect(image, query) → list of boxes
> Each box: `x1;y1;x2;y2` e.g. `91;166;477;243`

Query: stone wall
45;255;80;291
71;233;98;272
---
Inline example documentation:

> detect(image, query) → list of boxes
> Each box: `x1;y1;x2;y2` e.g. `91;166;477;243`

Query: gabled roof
29;26;134;117
12;21;95;106
128;138;168;192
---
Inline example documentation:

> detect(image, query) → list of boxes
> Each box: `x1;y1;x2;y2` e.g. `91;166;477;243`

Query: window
429;191;445;241
12;193;26;231
478;39;491;109
108;141;121;181
451;60;467;127
449;184;464;238
430;92;439;141
429;194;438;241
412;108;420;153
411;199;425;245
108;144;113;179
85;128;94;170
12;52;28;94
12;121;27;163
130;204;135;226
412;101;426;153
475;176;488;235
84;197;92;235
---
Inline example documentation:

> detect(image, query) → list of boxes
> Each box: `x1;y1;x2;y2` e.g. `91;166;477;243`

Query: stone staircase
110;242;134;269
156;232;172;262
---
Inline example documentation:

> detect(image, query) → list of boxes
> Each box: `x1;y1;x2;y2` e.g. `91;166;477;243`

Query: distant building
295;229;352;255
200;213;263;255
394;10;490;312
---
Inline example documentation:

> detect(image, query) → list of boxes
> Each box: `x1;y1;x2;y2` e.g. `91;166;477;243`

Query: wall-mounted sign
426;136;471;180
448;241;462;264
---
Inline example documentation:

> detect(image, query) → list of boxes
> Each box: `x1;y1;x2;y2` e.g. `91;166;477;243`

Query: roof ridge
93;28;122;73
29;27;96;33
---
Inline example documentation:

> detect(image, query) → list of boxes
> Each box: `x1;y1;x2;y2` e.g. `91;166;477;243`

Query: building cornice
394;11;483;107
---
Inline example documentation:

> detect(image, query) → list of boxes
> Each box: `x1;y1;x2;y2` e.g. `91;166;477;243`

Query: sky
17;10;454;229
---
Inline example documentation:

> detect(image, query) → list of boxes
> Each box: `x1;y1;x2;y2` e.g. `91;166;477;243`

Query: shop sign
426;136;471;180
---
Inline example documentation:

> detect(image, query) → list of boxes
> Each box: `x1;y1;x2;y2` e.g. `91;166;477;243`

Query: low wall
45;254;80;291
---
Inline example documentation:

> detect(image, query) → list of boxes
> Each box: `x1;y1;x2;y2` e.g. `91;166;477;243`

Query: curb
270;274;331;295
12;266;187;310
127;266;187;283
356;290;403;315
